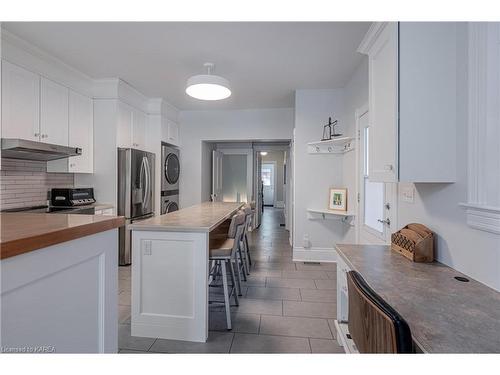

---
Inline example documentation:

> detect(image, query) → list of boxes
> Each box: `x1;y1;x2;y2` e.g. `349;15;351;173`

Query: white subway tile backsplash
0;158;74;210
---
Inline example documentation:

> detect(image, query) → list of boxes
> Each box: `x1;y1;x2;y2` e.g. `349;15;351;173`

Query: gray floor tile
209;311;261;333
326;271;337;279
119;291;131;306
230;333;311;353
260;315;332;339
266;277;316;289
231;298;283;315
281;270;329;279
118;349;152;354
248;270;282;278
251;262;296;271
244;276;267;287
150;331;234;353
246;286;301;301
327;319;338;338
314;279;337;290
300;288;337;302
310;338;345;353
283;300;336;319
118;324;156;351
118;304;131;324
295;262;337;271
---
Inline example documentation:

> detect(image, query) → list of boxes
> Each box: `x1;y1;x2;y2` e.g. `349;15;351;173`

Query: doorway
262;162;276;206
356;106;396;244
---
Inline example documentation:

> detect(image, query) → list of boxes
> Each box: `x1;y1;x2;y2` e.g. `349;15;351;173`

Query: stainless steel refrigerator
117;148;155;265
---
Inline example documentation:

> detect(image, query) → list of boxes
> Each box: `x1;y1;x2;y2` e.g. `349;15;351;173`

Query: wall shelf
307;208;355;225
307;137;354;154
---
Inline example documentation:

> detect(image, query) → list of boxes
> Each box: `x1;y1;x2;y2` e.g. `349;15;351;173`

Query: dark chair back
347;271;413;353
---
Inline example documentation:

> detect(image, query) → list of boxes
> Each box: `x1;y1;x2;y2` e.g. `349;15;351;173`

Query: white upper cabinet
40;77;69;146
359;22;457;183
167;119;180;146
68;91;93;173
48;90;94;173
132;109;146;149
117;102;133;148
1;60;40;141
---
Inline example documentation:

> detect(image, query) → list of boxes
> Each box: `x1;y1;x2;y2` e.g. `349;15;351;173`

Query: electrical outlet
143;240;152;255
303;234;311;249
401;185;415;203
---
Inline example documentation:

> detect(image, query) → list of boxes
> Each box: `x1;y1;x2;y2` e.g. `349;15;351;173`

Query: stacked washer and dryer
161;143;180;214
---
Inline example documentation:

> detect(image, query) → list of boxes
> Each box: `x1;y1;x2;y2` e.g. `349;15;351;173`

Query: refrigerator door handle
144;156;151;209
140;156;147;205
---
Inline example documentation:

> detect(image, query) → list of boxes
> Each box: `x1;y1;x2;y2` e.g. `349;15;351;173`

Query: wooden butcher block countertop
0;213;125;260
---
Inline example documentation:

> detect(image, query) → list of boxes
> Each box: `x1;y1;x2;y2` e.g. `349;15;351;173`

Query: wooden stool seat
209;239;235;258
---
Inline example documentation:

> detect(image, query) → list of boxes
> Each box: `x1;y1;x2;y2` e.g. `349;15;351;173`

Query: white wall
293;89;349;261
179;108;294;208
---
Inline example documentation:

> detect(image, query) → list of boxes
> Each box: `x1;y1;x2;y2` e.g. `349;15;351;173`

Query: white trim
292;247;337;263
459;203;500;235
461;23;500;235
357;22;389;54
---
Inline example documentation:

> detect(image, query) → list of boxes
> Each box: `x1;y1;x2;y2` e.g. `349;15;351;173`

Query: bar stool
208;212;246;330
240;205;254;272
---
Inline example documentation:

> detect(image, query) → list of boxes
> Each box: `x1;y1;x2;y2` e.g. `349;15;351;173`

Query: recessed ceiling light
186;63;231;101
260;151;268;156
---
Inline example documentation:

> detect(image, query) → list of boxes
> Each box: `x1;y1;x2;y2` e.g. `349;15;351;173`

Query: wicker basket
391;223;434;262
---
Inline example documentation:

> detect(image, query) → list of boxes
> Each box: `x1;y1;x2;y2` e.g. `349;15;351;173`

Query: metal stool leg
237;246;248;281
245;235;252;266
220;260;232;330
229;260;239;306
233;258;243;296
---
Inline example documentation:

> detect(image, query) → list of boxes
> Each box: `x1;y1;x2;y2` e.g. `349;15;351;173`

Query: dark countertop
336;244;500;353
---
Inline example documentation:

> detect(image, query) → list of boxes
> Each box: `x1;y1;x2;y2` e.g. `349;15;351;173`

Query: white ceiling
3;22;370;110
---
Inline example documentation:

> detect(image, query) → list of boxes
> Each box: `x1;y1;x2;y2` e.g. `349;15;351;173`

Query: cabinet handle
377;218;391;226
41;134;48;139
34;132;40;137
384;164;394;171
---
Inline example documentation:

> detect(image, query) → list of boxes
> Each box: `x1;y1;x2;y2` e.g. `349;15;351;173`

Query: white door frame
355;104;398;244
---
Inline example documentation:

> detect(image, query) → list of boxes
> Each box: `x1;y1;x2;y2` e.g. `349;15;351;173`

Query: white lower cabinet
48;91;94;173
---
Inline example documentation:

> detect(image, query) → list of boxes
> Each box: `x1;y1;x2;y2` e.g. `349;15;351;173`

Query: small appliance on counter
51;188;96;206
391;223;434;263
117;148;155;265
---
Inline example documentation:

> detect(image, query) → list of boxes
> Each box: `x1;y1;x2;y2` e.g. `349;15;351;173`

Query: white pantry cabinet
359;22;457;183
117;102;148;149
132;108;146;149
40;77;69;146
1;60;40;141
48;90;94;173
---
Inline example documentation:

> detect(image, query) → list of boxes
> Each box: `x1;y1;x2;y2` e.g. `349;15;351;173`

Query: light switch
401;185;415;203
143;240;152;255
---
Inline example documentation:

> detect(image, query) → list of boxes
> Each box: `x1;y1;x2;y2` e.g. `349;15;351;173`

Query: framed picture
329;188;347;212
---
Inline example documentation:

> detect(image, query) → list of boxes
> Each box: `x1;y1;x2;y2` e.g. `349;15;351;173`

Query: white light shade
260;151;268;156
186;74;231;101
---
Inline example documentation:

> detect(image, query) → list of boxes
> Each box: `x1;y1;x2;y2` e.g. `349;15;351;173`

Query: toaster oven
51;188;96;206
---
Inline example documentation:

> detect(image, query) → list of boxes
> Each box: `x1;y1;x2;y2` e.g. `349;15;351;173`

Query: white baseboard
293;247;337;263
275;201;285;208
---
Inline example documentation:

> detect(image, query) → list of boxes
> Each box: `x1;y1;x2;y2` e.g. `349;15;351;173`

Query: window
363;127;384;234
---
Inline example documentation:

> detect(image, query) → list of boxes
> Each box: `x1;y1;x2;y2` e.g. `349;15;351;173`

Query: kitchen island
0;213;124;353
128;201;244;342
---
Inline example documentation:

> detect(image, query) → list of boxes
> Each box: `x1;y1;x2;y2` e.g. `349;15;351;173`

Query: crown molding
357;22;390;54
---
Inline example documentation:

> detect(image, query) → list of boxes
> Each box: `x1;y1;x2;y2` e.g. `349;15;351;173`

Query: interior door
358;110;392;244
211;150;223;202
262;163;275;206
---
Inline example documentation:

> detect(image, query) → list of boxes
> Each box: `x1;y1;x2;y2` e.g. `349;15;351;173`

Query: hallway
118;207;343;353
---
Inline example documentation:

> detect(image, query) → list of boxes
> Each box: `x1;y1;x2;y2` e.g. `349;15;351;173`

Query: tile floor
117;207;344;353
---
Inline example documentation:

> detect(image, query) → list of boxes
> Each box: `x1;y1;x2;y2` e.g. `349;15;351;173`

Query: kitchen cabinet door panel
41;77;69;146
132;109;146;149
1;61;40;141
117;102;133;148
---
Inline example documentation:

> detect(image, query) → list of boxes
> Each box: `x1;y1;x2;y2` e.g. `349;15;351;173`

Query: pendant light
186;62;231;101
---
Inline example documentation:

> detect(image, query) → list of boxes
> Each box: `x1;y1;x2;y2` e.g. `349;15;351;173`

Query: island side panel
131;230;209;342
0;230;118;353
